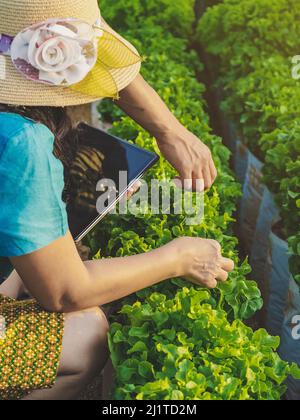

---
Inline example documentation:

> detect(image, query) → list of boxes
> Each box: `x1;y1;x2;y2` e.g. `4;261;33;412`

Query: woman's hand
168;237;234;288
126;180;142;199
116;75;217;192
156;123;217;192
11;232;233;312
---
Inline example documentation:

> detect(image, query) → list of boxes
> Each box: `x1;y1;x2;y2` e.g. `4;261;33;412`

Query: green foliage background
87;0;300;399
198;0;300;284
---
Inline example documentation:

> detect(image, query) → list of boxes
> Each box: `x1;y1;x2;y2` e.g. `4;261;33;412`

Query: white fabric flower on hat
10;18;102;86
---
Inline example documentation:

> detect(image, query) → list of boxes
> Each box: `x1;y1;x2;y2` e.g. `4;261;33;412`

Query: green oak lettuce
109;287;300;400
89;0;296;400
197;0;300;284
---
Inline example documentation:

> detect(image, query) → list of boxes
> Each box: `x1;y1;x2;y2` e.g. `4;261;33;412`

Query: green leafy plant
90;0;296;399
109;287;300;400
197;0;300;282
100;0;196;38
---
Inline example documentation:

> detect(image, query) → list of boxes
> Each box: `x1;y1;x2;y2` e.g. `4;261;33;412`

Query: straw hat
0;0;142;106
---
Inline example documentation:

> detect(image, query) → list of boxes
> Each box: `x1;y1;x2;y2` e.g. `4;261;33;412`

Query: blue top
0;113;69;283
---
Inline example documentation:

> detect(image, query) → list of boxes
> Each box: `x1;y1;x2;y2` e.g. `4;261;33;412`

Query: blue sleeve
0;121;69;257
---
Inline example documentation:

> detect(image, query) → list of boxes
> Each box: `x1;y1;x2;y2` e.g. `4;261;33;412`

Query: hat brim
0;20;141;107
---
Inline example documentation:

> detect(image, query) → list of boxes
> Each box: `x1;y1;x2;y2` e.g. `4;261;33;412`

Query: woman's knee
81;307;110;342
59;307;109;377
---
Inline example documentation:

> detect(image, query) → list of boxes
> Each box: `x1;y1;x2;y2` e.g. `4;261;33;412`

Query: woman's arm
115;74;217;191
11;232;175;312
11;232;233;313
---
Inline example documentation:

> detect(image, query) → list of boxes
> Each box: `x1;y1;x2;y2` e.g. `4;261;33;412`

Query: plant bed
197;0;300;290
197;0;300;398
82;0;300;400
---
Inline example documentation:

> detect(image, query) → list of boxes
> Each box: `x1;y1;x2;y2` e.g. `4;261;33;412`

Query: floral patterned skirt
0;294;64;400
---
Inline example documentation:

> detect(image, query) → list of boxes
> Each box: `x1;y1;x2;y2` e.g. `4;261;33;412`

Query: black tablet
66;123;159;242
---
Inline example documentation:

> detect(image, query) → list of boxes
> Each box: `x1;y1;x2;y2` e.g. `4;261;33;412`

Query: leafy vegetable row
89;0;299;399
96;0;262;319
110;287;300;400
197;0;300;284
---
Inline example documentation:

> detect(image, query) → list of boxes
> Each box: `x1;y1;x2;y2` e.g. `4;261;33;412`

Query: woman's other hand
126;180;142;199
116;75;217;192
168;237;234;289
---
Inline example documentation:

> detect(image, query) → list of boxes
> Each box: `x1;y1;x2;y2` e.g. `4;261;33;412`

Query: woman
0;0;234;400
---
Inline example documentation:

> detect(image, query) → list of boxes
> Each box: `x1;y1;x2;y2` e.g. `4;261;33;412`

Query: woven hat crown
0;0;100;35
0;0;141;106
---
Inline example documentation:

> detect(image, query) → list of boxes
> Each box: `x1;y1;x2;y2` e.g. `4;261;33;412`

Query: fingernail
183;179;193;191
195;179;205;192
173;178;183;189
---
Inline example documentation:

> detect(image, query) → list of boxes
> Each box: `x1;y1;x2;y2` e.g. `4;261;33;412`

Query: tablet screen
66;123;159;241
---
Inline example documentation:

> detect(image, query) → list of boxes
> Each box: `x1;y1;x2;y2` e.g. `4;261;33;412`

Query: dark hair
0;104;79;200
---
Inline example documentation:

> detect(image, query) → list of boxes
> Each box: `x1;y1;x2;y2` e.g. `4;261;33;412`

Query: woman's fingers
216;269;229;282
126;180;142;199
201;275;218;289
220;257;235;272
202;165;212;191
209;159;218;184
190;165;204;192
207;278;218;289
174;175;198;192
120;180;141;202
187;271;218;289
190;170;204;192
132;180;142;192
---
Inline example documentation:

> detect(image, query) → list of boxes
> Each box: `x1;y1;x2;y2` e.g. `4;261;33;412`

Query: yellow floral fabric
0;294;64;400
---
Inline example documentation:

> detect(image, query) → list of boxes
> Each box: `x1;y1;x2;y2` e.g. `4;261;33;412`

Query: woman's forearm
12;232;179;313
61;244;179;312
12;232;233;313
116;73;180;138
84;246;177;307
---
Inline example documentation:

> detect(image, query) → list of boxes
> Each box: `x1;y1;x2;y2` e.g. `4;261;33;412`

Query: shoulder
0;112;58;177
0;112;37;137
0;114;68;257
0;112;55;156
